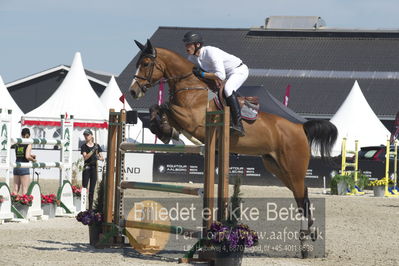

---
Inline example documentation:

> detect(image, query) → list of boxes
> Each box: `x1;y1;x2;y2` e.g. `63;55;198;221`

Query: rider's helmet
183;31;203;54
182;31;203;45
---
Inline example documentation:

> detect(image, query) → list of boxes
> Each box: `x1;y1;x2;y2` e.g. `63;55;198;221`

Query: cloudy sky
1;0;398;83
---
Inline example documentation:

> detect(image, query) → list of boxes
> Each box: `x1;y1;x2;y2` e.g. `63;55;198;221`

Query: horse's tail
303;120;338;159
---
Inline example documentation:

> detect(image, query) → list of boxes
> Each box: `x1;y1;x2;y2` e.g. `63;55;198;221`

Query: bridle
133;53;193;95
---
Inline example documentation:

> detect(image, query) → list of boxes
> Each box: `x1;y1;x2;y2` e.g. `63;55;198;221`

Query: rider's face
185;43;196;55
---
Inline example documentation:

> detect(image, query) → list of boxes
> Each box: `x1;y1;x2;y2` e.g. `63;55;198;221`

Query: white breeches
224;64;249;97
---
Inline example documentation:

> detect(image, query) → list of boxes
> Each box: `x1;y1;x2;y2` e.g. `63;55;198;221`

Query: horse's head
130;39;164;99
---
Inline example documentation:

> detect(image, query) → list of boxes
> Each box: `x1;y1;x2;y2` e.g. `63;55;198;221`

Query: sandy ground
0;180;398;266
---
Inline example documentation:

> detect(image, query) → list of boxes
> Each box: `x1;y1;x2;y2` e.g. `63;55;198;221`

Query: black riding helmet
183;31;204;54
182;31;203;44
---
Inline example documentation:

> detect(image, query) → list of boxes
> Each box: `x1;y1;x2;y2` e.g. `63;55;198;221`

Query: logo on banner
158;165;166;173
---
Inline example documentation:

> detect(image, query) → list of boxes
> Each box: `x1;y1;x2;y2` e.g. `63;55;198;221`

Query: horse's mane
155;47;194;67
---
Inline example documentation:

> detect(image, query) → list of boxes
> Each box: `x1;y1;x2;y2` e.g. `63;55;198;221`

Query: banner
124;153;154;182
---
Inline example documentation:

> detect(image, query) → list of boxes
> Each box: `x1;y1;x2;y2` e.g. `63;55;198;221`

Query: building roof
117;26;399;118
6;65;111;88
6;64;113;114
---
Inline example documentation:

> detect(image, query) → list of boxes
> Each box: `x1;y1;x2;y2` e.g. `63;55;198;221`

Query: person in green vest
13;128;36;194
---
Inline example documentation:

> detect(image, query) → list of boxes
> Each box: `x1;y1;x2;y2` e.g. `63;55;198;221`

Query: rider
183;31;249;136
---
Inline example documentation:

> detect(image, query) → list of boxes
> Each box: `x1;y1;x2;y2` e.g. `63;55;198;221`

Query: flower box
14;204;29;218
74;196;83;212
88;224;102;246
337;181;348;195
373;186;385;197
42;204;56;218
212;244;244;266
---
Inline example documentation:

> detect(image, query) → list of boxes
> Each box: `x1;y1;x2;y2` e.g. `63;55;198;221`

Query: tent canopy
0;75;24;136
330;80;390;156
25;52;108;127
100;76;132;111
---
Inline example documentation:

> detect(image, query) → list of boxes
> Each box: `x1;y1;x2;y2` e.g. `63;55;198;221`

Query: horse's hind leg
262;149;314;229
262;150;316;258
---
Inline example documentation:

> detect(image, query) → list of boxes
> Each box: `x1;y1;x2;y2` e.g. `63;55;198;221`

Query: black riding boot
226;91;245;136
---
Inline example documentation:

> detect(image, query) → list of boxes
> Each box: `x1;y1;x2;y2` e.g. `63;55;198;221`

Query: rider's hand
192;66;204;78
215;77;224;89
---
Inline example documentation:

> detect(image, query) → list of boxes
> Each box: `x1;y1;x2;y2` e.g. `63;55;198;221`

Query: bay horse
129;40;337;234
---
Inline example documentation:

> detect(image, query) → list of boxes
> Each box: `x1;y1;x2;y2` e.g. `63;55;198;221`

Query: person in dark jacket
80;129;103;210
13;128;36;194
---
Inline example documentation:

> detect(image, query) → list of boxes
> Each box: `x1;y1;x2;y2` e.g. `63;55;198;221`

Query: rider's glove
192;66;205;78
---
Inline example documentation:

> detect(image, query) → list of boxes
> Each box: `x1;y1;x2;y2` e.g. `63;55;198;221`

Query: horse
129;39;337;236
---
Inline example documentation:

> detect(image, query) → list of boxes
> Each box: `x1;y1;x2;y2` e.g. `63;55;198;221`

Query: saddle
212;86;260;121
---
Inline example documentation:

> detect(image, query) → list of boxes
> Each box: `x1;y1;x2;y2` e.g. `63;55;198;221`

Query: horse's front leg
149;104;179;143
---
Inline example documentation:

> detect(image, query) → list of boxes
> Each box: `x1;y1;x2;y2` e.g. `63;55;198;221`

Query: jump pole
120;181;203;196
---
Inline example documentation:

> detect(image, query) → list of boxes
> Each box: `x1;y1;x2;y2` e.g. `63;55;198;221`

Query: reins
134;51;209;101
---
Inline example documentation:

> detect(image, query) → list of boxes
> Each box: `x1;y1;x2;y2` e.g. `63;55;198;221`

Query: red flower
72;185;82;197
12;193;34;206
41;194;58;204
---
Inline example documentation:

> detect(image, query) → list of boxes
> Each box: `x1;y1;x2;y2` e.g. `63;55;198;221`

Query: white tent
26;52;108;121
100;76;132;111
330;80;390;156
0;75;24;136
24;52;108;148
99;76;162;143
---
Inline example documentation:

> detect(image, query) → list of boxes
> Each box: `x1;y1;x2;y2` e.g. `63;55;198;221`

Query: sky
1;0;399;83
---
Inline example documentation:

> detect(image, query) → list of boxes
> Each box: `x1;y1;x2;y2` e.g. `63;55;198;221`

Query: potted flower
76;178;105;247
206;221;258;265
72;185;83;210
369;178;392;197
330;174;355;195
205;177;259;266
356;172;370;192
11;193;33;218
76;210;103;246
41;194;59;218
